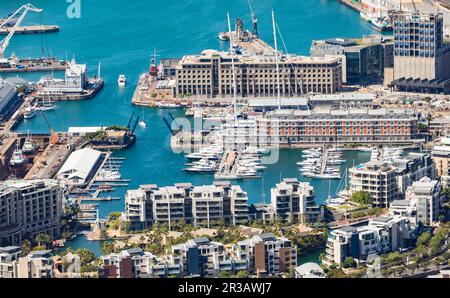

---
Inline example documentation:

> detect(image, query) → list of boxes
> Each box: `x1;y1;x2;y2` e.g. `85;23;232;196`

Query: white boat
310;173;341;179
23;106;37;119
155;102;181;109
22;135;37;154
218;32;229;41
371;16;392;32
97;169;122;181
360;10;373;22
139;107;147;128
9;143;26;167
183;165;216;172
118;74;126;87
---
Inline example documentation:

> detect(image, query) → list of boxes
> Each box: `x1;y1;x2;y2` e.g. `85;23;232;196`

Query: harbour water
0;0;379;263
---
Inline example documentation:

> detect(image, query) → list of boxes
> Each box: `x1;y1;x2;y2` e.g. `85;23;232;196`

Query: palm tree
35;233;52;248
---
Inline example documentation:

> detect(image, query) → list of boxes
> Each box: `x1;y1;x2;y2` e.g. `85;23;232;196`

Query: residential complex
175;49;343;98
99;233;296;278
323;216;417;266
0;180;63;246
123;182;249;230
269;178;321;223
391;11;450;94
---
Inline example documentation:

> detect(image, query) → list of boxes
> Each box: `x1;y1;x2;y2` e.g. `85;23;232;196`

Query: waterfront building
16;250;54;278
269;178;321;224
122;183;249;230
0;78;19;122
57;148;102;187
235;233;297;277
405;177;444;225
310;35;393;84
255;108;418;147
40;57;88;94
170;237;236;278
294;262;326;278
391;11;450;94
308;93;375;109
175;50;343;98
349;160;398;207
432;136;450;177
100;248;181;278
323;216;416;266
0;180;63;246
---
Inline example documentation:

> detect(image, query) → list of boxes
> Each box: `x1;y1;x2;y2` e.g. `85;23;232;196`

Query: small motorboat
118;74;126;87
218;32;229;41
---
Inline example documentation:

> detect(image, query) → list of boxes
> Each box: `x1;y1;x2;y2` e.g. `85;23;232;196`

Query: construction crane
38;108;59;145
247;0;258;38
0;3;43;59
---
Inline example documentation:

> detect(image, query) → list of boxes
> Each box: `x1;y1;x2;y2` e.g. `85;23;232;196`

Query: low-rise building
0;246;21;278
57;148;102;187
295;262;326;278
0;180;63;246
270;178;321;223
17;250;54;278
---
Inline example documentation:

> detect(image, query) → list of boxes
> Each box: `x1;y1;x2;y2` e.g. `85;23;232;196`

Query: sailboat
139;107;146;128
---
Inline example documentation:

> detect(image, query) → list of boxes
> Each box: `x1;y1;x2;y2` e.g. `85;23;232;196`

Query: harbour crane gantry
0;3;43;59
247;0;258;38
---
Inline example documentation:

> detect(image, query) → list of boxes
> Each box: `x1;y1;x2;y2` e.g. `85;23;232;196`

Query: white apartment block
190;185;224;227
405;177;444;225
349;160;398;207
270;178;321;224
16;250;54;278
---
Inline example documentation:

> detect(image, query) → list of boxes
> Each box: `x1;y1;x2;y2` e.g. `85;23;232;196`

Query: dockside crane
38;109;59;145
0;3;43;59
247;0;258;38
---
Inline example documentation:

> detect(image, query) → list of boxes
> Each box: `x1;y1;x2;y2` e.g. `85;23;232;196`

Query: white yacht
118;74;126;87
23;106;37;119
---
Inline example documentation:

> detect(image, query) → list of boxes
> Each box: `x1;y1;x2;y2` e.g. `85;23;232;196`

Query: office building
391;11;450;94
0;180;63;246
269;178;321;223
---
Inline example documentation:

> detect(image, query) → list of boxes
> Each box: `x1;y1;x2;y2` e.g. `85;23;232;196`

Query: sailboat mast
227;13;238;126
272;10;281;110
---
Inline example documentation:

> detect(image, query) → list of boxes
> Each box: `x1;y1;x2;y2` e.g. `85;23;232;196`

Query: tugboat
9;143;26;167
118;74;126;87
218;32;229;41
360;10;373;23
22;131;37;154
371;16;392;32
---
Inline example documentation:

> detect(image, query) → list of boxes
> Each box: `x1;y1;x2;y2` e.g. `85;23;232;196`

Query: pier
337;0;363;13
229;31;274;54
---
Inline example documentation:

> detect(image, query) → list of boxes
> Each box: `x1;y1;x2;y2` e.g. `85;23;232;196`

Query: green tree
236;270;249;278
35;233;52;248
416;232;431;246
350;191;372;205
21;239;32;256
76;248;96;266
342;256;357;268
218;271;231;278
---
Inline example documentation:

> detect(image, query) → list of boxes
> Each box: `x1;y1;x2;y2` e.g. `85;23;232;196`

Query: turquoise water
1;0;373;218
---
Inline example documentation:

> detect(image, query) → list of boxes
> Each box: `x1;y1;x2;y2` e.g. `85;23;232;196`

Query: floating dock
0;25;59;35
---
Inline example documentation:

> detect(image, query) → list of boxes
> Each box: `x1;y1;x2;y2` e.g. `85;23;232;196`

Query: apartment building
323;216;416;266
391;152;436;196
170;237;240;278
0;180;63;246
391;11;450;94
255;108;418;147
175;50;343;98
405;177;444;225
0;246;21;278
432;136;450;177
270;178;321;224
235;233;297;277
16;250;54;278
122;183;249;230
349;160;399;207
100;248;181;278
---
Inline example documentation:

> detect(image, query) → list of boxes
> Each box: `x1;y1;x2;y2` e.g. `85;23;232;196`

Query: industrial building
57;148;102;187
0;78;19;122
